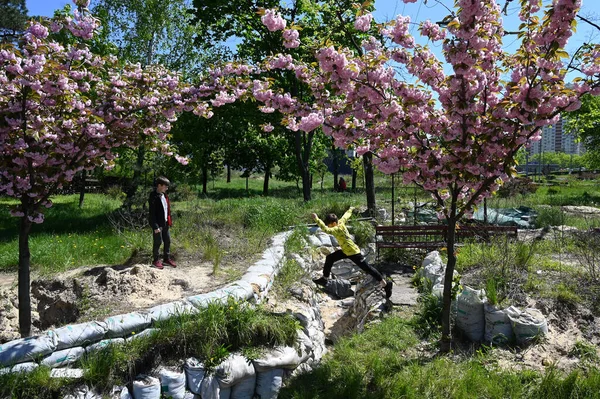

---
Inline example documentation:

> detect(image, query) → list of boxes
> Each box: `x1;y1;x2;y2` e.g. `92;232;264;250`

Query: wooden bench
375;224;518;259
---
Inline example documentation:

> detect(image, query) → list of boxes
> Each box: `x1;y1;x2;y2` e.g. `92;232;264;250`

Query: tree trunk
363;152;376;216
125;145;145;208
18;215;33;337
440;214;458;353
201;164;208;195
294;130;313;202
352;169;357;190
227;164;231;183
332;145;340;191
78;170;86;209
263;166;270;196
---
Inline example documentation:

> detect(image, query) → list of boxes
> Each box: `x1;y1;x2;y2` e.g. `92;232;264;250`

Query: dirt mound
0;259;237;343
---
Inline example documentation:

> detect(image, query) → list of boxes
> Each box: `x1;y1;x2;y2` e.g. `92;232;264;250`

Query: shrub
534;206;565;228
168;183;197;201
497;177;537;198
349;221;374;248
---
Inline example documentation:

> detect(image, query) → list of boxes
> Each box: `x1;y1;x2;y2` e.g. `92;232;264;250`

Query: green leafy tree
565;93;600;168
0;0;28;43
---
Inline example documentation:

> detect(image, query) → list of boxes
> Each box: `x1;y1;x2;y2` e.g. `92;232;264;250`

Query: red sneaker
152;260;164;269
163;258;177;268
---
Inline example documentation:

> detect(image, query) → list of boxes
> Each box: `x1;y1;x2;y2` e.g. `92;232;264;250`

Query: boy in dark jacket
148;176;176;269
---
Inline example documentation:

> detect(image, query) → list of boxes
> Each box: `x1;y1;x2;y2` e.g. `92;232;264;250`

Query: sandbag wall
422;251;549;345
0;231;328;399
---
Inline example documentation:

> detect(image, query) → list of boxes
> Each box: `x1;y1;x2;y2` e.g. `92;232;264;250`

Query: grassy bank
279;314;600;399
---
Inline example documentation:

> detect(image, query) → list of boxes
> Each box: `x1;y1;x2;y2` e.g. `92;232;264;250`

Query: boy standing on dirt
148;176;177;269
311;207;392;298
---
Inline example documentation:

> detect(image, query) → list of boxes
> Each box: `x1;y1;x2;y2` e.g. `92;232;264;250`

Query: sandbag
456;286;486;342
109;386;132;399
239;273;271;293
51;321;108;350
200;373;231;399
126;328;159;342
0;333;56;367
422;251;442;267
41;347;85;368
147;301;197;324
507;307;548;345
11;362;38;373
323;277;354;299
254;368;284;399
484;304;514;345
132;375;161;399
158;368;186;399
187;292;229;308
184;357;205;395
422;259;445;286
222;281;255;301
105;313;151;338
214;354;255;388
230;374;256;399
62;385;102;399
85;338;124;354
246;264;276;277
252;347;306;372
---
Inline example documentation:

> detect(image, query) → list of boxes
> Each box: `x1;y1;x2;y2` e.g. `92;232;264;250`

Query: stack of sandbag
201;353;256;399
506;307;548;345
105;312;151;338
456;286;486;342
0;332;56;368
252;345;310;399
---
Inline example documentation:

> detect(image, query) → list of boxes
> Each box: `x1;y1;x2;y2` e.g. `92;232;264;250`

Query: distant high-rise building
528;115;585;155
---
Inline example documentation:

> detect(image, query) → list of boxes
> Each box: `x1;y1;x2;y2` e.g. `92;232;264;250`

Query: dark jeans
152;225;171;261
323;250;383;282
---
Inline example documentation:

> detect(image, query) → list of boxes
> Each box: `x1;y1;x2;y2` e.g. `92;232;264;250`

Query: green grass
0;299;300;398
279;314;600;399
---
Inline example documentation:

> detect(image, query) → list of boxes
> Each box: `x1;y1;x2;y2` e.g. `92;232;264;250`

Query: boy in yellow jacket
311;207;392;298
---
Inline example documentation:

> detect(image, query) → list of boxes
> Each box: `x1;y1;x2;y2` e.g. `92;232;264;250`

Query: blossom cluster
261;9;286;32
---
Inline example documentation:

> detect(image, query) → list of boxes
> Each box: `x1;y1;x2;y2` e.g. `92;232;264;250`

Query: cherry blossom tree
243;0;600;350
0;0;208;336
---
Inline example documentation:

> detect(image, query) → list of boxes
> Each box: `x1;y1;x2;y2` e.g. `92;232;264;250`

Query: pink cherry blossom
261;9;286;32
354;14;373;32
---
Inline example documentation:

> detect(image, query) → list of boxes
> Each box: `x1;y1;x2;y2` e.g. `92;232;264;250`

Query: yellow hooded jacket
315;207;361;256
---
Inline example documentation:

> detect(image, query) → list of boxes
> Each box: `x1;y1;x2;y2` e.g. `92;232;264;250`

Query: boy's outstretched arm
339;207;355;224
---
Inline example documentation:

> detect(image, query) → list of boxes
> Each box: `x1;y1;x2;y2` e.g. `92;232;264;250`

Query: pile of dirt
0;258;240;343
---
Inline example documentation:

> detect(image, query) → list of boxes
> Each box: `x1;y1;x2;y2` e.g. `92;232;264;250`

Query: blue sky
25;0;600;55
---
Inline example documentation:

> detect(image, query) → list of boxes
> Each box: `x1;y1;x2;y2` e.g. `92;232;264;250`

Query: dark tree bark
226;164;231;183
125;145;145;208
363;152;376;216
332;145;340;191
263;165;271;196
351;169;357;190
440;212;458;353
294;131;314;201
18;214;32;337
201;164;208;195
78;169;86;209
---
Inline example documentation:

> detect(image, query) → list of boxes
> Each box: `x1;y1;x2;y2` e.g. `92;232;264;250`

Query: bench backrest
376;224;517;241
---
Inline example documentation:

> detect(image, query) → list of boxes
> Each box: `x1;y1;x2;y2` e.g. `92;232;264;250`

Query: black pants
152;225;171;261
323;250;383;282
